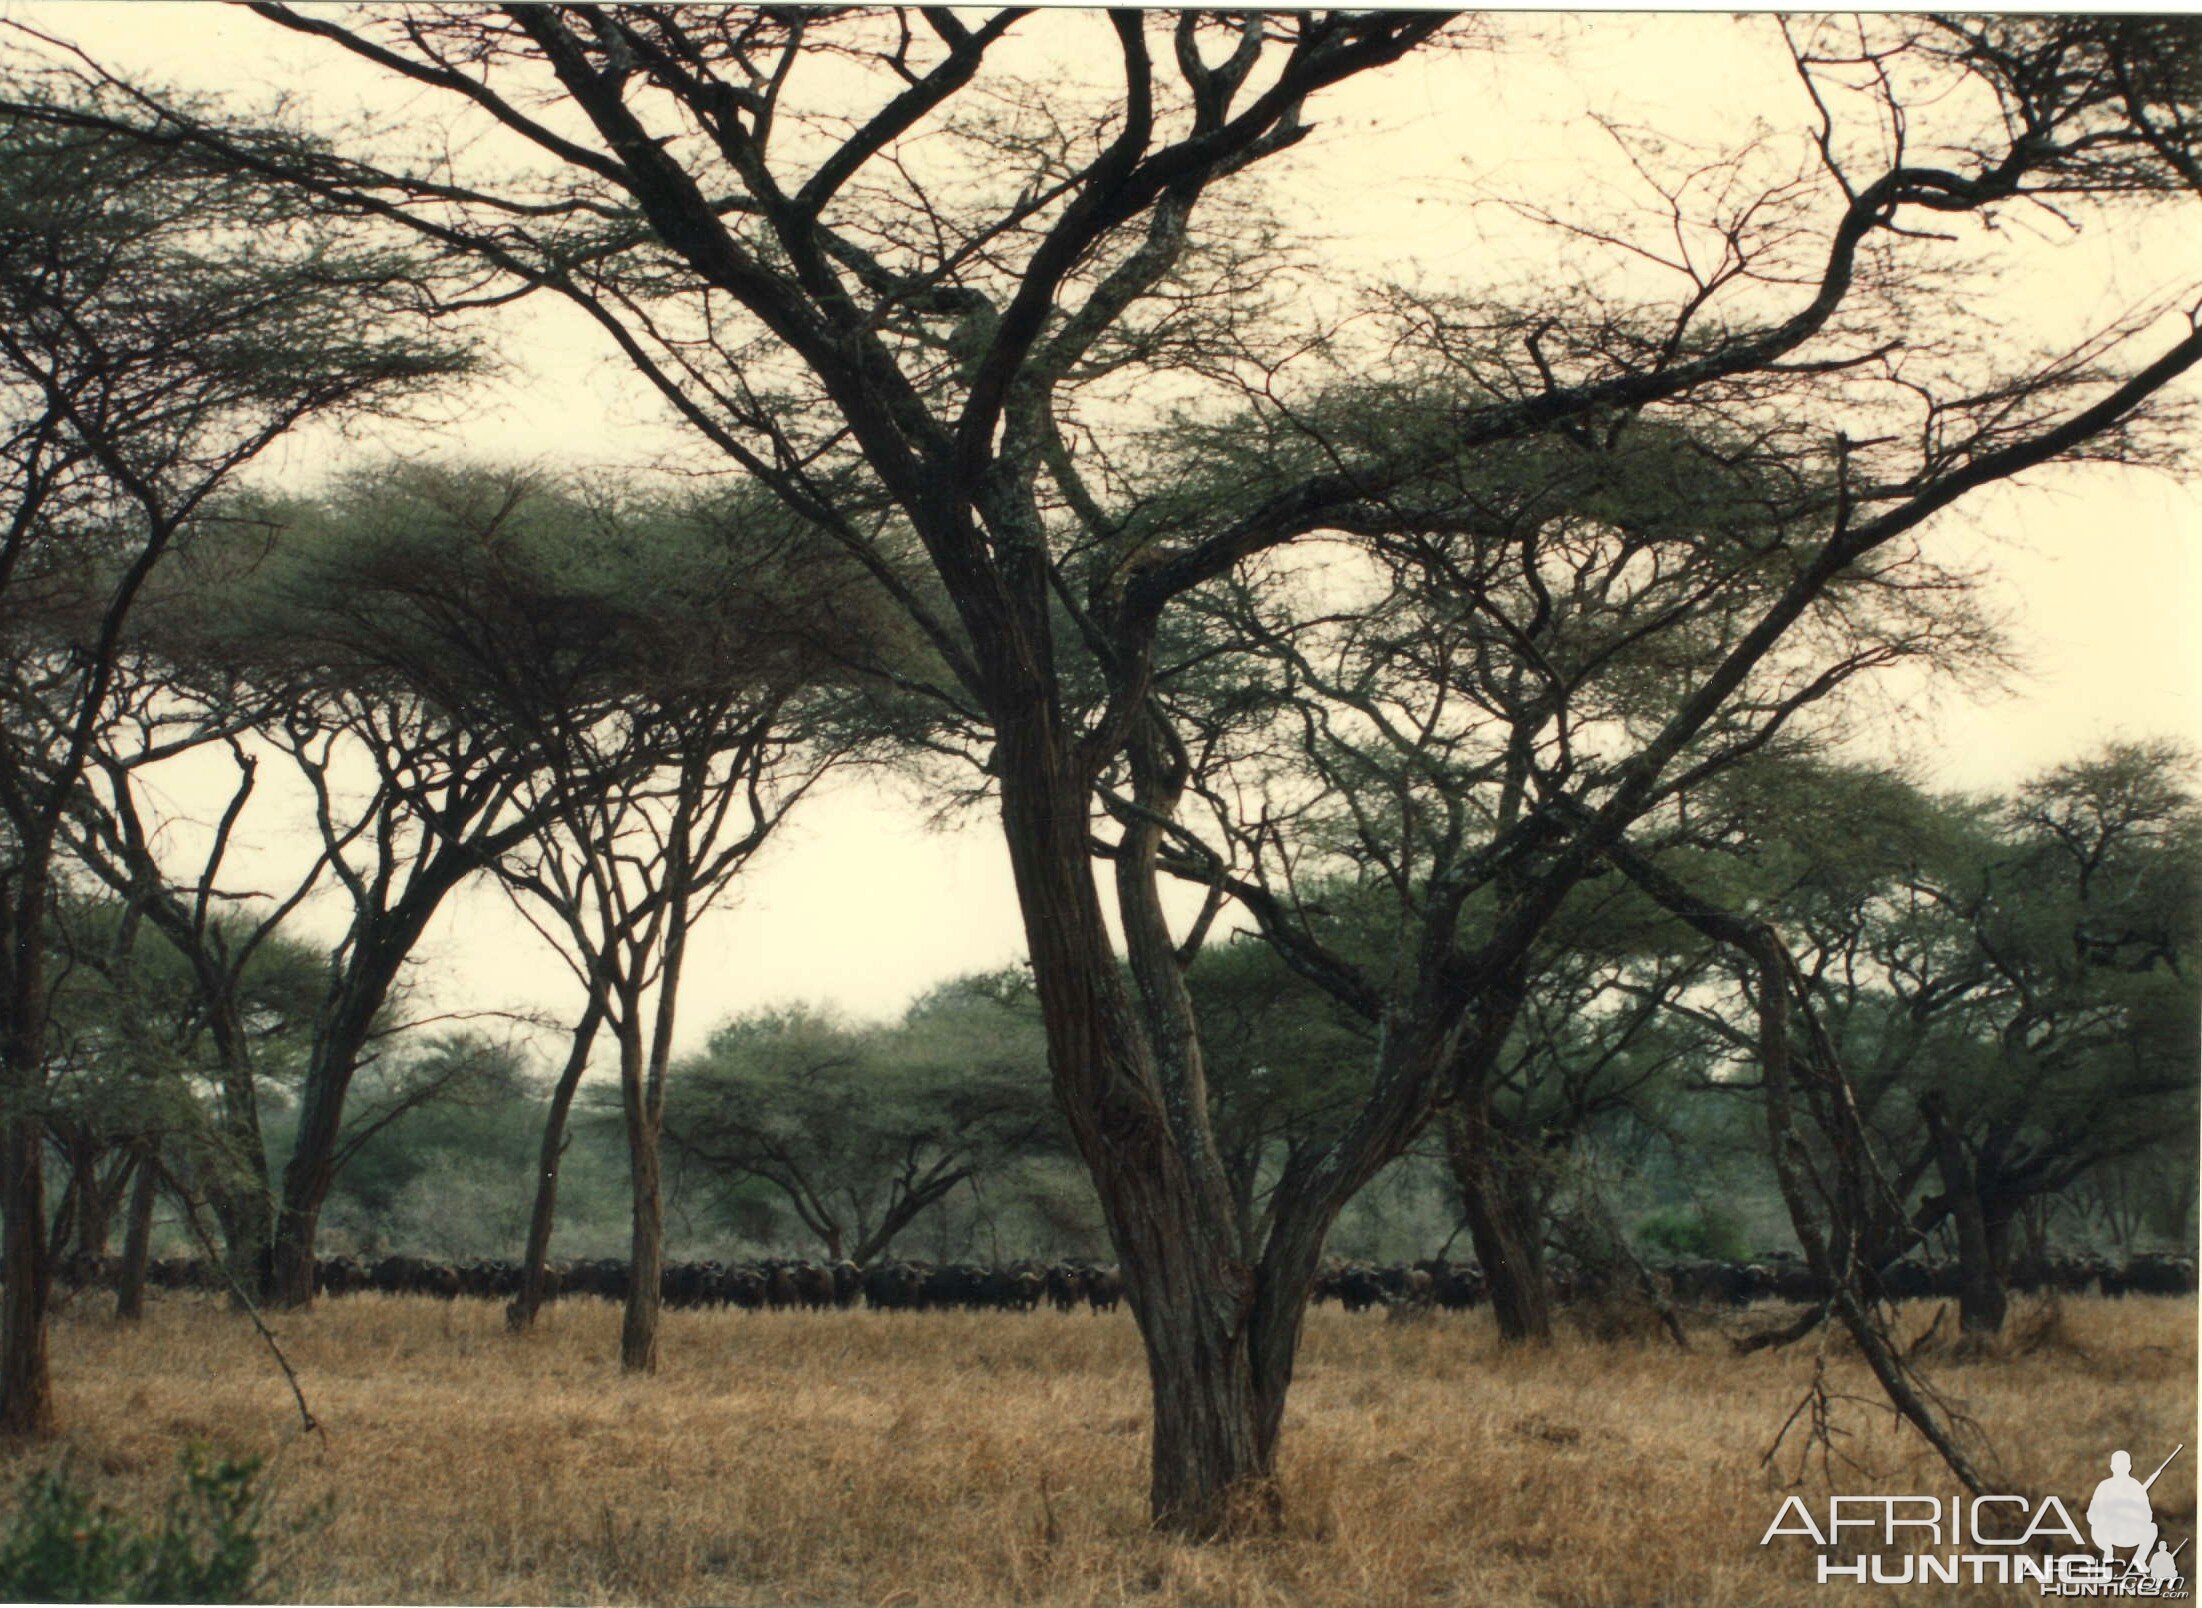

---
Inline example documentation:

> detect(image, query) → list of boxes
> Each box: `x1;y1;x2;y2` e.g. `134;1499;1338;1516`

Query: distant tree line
41;734;2198;1348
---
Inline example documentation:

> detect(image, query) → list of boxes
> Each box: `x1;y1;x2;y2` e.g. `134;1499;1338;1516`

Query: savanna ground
2;1292;2191;1607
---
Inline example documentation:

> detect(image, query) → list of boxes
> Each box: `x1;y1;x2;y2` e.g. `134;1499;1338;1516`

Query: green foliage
1185;937;1374;1218
310;1034;544;1258
1685;743;2202;1247
43;895;325;1130
0;1446;311;1604
1634;1202;1749;1262
153;460;918;751
661;991;1061;1261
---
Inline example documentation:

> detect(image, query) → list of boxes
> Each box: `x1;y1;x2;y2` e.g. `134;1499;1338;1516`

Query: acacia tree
33;886;324;1317
482;481;863;1367
1792;745;2199;1333
1635;747;2200;1340
1126;392;2006;1350
1441;909;1719;1343
34;893;187;1276
662;994;1057;1265
59;651;345;1301
94;465;707;1309
502;702;825;1371
58;666;518;1310
19;10;2201;1525
0;83;470;1432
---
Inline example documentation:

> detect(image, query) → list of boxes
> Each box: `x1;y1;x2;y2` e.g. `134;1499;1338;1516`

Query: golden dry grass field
1;1292;2192;1606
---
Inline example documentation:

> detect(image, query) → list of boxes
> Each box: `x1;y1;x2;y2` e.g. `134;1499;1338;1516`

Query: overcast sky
23;5;2202;1055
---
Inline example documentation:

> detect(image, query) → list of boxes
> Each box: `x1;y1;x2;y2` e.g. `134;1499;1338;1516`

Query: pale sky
18;6;2201;1055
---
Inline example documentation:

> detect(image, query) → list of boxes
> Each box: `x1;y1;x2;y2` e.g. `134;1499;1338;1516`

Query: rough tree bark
1004;718;1277;1536
1920;1092;2008;1335
265;898;455;1308
1444;1102;1553;1343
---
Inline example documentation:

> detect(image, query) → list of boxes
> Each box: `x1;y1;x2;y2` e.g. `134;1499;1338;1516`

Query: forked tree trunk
115;1141;158;1322
267;974;407;1307
70;1147;130;1264
509;1000;605;1334
985;630;1504;1535
1108;1151;1280;1536
1445;1104;1552;1343
1921;1093;2006;1335
267;894;456;1309
849;1168;973;1268
999;707;1494;1537
994;717;1284;1536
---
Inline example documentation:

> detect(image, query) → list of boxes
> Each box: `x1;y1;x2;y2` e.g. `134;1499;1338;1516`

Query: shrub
0;1445;305;1604
1636;1202;1749;1262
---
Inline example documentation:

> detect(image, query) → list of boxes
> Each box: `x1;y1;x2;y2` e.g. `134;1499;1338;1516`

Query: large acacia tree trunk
266;1056;349;1309
1445;1104;1552;1343
268;876;464;1309
995;715;1314;1537
1920;1093;2006;1335
508;999;605;1334
1104;1119;1275;1535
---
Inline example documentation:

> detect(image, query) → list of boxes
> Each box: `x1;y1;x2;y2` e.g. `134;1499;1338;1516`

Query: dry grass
3;1292;2191;1606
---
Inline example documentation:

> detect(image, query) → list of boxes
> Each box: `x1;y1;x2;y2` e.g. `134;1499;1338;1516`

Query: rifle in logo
2088;1444;2182;1575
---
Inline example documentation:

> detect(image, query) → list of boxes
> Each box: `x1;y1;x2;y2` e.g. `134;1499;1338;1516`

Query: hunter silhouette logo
2087;1447;2184;1587
1760;1441;2191;1594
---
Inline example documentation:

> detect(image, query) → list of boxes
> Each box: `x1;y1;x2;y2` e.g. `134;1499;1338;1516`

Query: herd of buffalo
1312;1248;2199;1311
53;1246;2199;1313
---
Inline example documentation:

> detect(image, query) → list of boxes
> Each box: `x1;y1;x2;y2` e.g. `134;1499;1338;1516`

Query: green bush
0;1445;295;1603
1636;1201;1750;1262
